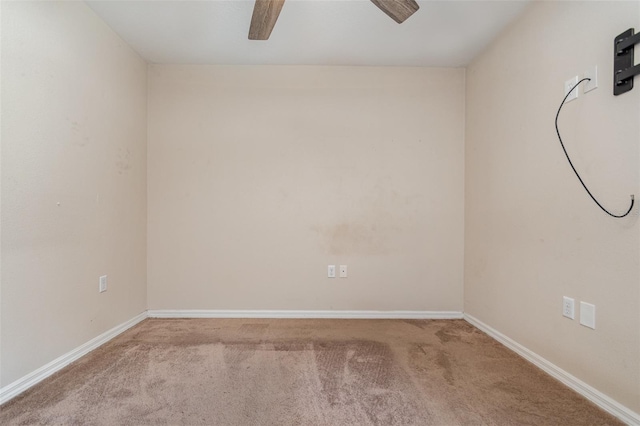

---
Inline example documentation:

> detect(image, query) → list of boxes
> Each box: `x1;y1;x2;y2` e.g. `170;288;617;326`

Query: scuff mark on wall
310;177;420;256
311;221;389;256
68;116;90;147
116;148;131;174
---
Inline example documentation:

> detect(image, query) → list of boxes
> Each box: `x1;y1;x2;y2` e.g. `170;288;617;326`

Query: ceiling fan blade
248;0;285;40
370;0;419;24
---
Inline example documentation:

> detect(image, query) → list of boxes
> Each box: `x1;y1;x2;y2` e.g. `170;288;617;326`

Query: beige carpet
0;318;622;425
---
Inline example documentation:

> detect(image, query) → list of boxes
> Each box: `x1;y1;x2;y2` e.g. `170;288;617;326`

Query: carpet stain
272;341;308;352
314;341;350;406
238;323;269;335
492;379;525;397
435;349;455;385
401;319;429;330
435;327;463;344
109;389;134;399
223;342;256;366
417;344;429;355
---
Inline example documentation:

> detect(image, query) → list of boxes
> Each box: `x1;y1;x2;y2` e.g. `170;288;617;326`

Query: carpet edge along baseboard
464;313;640;426
0;311;148;405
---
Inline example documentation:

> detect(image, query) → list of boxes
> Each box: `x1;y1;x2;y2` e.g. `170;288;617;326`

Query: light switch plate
580;302;596;329
564;76;579;102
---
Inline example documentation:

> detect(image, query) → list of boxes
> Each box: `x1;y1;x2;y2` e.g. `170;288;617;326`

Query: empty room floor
0;319;621;425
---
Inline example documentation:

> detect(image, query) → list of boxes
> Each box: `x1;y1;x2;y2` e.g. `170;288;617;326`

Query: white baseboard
0;311;148;405
464;313;640;426
147;309;464;319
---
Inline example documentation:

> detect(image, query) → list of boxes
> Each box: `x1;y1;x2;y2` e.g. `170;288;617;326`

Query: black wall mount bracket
614;28;640;95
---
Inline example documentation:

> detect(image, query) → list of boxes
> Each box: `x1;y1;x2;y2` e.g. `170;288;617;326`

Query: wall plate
580;302;596;329
584;66;598;93
564;76;579;102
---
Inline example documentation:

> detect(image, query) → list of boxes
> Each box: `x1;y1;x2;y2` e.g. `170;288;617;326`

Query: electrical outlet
580;302;596;329
564;76;579;102
583;66;598;93
328;265;336;278
99;275;107;293
339;265;347;278
562;296;575;319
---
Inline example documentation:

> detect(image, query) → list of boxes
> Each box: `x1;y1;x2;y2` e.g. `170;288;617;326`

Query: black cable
555;77;634;218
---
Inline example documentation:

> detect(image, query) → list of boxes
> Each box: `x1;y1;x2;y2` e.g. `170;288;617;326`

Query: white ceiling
86;0;530;67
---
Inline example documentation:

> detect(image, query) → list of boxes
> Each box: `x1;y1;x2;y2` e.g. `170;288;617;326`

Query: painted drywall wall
148;65;465;311
0;1;147;386
465;1;640;412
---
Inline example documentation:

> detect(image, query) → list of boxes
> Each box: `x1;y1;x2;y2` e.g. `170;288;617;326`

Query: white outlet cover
562;296;575;319
328;265;336;278
99;275;107;293
583;66;598;93
564;76;579;102
580;302;596;329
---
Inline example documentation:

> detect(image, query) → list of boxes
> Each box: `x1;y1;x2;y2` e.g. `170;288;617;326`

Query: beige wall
0;2;147;386
4;0;637;416
465;1;640;413
148;65;465;311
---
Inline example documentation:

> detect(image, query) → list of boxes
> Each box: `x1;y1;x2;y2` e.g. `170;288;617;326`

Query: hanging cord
555;77;634;218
